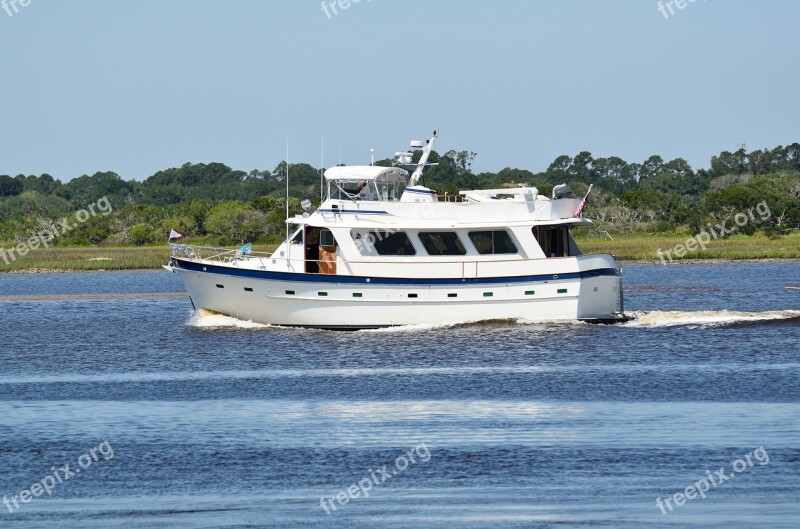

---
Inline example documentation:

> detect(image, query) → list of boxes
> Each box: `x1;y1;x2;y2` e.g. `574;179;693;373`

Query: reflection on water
0;292;187;302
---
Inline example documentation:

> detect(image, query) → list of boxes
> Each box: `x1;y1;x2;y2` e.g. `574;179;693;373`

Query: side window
533;226;568;257
369;231;416;256
320;229;335;248
468;230;518;255
418;232;466;256
492;231;517;254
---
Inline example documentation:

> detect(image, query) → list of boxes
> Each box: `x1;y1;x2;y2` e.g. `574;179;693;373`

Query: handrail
170;244;274;263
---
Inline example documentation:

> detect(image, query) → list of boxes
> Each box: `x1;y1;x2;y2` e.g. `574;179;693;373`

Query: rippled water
1;263;798;528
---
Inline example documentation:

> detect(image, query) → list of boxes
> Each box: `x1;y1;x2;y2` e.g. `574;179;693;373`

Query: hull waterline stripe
172;258;618;286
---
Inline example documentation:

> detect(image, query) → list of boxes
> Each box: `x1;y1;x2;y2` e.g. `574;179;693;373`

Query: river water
1;263;798;528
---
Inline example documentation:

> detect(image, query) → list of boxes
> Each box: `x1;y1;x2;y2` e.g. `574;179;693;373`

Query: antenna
285;135;290;268
408;129;439;186
370;148;374;166
320;134;324;201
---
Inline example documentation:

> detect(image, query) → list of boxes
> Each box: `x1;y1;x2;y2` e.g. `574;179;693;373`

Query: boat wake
359;319;522;333
624;309;800;329
187;310;272;330
185;309;800;332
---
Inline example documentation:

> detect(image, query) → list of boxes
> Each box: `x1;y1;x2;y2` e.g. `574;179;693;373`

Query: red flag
574;185;593;218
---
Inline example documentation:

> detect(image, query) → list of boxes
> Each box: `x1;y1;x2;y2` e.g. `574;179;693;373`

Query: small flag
239;243;252;254
169;229;183;240
574;184;593;218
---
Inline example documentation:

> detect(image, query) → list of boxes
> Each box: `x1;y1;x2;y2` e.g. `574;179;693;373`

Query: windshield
328;174;407;201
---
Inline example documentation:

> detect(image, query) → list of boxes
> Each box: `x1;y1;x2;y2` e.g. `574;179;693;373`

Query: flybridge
324;166;409;202
323;131;441;203
320;131;582;214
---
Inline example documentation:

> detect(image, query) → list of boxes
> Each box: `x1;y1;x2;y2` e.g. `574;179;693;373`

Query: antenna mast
408;130;438;186
285;136;290;268
320;134;324;201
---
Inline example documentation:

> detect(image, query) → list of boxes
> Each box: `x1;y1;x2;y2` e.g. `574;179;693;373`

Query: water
0;263;798;528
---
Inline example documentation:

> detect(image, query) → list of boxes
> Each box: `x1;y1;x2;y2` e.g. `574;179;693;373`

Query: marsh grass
574;232;800;261
0;244;278;272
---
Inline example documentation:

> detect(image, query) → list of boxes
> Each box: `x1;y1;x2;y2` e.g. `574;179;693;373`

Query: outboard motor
552;183;572;199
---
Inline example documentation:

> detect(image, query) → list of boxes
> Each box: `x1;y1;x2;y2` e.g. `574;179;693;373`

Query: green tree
204;202;268;243
569;151;594;181
639;155;665;181
0;175;23;197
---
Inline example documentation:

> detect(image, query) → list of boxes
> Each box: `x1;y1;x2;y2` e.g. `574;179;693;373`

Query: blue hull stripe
172;258;618;286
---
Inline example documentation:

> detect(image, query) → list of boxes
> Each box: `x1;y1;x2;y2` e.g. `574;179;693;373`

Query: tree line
1;143;798;245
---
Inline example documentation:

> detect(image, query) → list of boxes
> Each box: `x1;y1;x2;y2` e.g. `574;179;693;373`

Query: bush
130;223;158;245
204;202;268;244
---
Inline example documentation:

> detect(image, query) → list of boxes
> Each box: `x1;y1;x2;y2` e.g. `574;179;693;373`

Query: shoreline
3;257;799;274
623;257;800;265
3;267;164;274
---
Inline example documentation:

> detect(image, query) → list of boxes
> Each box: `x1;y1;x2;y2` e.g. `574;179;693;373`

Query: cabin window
418;232;466;256
330;180;364;200
320;229;335;248
290;228;303;244
468;230;517;255
365;230;416;256
533;225;570;257
374;176;406;201
328;171;406;201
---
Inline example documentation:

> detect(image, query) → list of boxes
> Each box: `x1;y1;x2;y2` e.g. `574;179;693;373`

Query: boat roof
323;166;408;181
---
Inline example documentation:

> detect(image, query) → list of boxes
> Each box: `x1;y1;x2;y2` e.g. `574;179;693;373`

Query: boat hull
171;256;622;329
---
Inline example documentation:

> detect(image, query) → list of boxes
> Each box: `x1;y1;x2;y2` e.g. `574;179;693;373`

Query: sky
0;0;798;182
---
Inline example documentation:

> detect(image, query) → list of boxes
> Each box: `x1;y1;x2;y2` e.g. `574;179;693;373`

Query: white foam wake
359;320;485;333
187;309;271;329
185;308;800;331
624;309;800;328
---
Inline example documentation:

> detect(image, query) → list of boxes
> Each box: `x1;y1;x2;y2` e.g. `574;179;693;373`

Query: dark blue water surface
0;263;799;528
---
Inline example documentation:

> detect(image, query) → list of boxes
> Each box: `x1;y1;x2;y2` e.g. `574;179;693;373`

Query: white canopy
323;166;408;181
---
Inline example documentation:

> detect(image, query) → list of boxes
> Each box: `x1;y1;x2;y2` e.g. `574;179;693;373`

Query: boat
165;131;630;329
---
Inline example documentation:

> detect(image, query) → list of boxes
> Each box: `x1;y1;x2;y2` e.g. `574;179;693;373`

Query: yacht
166;131;629;329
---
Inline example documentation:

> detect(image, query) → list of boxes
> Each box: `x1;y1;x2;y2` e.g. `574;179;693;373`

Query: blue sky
1;0;797;181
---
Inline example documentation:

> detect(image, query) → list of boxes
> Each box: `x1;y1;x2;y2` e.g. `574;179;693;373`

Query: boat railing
170;243;274;263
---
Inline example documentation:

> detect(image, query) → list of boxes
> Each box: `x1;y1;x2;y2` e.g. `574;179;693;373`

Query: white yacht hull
171;255;623;329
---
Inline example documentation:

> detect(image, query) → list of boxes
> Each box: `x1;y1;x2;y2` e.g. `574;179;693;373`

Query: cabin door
305;227;320;274
318;229;337;275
